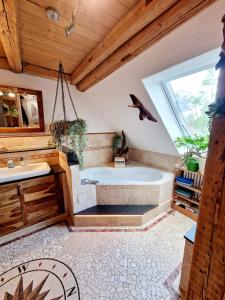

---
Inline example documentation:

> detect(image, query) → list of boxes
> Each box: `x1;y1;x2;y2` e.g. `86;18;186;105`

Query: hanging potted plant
50;63;88;169
175;135;209;174
68;119;87;169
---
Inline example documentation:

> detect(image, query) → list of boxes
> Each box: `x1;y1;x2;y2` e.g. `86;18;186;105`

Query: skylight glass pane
169;67;219;136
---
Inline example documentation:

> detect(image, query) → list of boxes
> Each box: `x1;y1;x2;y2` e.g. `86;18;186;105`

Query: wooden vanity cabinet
0;183;23;235
0;172;65;236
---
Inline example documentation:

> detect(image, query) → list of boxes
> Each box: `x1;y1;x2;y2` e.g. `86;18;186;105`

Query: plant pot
186;157;199;172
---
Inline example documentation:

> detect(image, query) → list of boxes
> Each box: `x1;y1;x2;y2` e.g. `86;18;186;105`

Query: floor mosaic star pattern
0;212;194;300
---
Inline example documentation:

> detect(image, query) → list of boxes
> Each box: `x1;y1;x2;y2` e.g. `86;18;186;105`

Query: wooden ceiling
0;0;217;91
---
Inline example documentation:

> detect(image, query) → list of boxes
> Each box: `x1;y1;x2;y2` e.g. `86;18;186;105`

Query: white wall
0;0;223;156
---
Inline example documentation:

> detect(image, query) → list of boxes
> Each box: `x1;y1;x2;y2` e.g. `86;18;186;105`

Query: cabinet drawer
21;176;56;203
0;183;23;234
20;175;63;224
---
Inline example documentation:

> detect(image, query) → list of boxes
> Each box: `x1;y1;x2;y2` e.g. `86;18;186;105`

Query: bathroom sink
0;162;51;183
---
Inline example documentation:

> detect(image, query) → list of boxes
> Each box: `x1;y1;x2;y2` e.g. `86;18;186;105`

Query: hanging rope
51;62;78;123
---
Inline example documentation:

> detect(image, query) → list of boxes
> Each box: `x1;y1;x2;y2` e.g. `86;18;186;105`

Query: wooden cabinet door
20;175;64;225
0;183;23;235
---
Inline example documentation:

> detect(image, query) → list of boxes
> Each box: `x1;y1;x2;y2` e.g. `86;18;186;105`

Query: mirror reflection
0;87;41;129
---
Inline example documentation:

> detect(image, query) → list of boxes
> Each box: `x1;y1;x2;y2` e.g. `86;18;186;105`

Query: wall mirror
0;85;45;133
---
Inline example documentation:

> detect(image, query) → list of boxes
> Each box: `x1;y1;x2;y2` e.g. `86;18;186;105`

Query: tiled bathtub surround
84;133;114;167
96;172;174;206
72;164;174;216
129;148;180;172
71;165;97;213
81;164;174;206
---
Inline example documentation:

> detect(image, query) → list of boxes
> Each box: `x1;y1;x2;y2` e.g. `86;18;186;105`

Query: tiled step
76;205;156;215
74;201;171;227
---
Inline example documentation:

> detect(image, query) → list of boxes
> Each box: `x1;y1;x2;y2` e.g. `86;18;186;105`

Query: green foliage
69;119;88;169
112;134;122;154
172;68;217;136
50;119;88;169
175;134;209;160
7;106;19;118
112;131;129;159
1;101;19;118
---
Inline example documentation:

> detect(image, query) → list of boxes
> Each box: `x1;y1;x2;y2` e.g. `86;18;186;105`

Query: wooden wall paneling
33;0;120;30
76;0;217;91
71;0;178;84
21;43;80;75
116;0;139;10
58;151;74;225
20;30;91;57
186;15;225;300
55;172;66;213
0;0;22;72
18;0;103;42
18;12;97;50
0;183;24;235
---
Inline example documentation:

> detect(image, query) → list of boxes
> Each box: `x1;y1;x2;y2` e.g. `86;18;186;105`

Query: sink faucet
7;160;15;168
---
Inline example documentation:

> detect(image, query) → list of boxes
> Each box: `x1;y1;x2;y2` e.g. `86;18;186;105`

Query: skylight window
162;67;219;136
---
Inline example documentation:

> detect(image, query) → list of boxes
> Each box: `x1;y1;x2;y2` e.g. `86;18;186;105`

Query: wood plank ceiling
0;0;218;91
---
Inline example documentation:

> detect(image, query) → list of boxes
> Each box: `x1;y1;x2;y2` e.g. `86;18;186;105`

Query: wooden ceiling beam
71;0;179;85
0;0;22;72
76;0;217;91
23;63;71;82
0;55;10;70
0;57;71;82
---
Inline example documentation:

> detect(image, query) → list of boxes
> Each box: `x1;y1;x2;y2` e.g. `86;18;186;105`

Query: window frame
160;63;217;137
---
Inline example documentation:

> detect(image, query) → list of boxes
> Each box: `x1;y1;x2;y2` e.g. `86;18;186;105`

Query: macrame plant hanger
51;62;79;151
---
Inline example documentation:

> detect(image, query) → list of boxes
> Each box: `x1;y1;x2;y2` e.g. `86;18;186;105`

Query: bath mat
0;258;80;299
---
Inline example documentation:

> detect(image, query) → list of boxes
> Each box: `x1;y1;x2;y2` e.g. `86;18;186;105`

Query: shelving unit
172;167;203;221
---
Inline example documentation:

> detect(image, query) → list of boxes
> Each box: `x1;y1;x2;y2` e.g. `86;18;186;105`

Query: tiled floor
0;212;194;300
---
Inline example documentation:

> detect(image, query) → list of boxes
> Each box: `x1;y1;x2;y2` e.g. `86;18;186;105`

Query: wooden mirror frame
0;85;45;133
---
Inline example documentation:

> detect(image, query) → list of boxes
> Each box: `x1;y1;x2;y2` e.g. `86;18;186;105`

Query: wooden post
186;15;225;300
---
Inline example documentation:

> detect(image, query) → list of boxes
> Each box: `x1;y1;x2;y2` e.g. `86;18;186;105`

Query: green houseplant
68;119;88;169
175;135;209;173
50;119;88;169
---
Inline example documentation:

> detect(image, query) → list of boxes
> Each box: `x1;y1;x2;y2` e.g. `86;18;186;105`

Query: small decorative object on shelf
173;166;203;221
114;156;126;168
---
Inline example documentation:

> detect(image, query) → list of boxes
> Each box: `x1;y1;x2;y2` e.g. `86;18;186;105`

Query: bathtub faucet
81;178;99;185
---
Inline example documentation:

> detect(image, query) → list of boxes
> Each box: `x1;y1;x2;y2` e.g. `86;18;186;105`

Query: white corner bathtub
80;164;174;206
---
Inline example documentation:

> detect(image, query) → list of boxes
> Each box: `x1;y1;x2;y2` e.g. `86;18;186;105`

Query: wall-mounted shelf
172;203;198;222
173;167;203;221
174;194;200;206
175;181;201;194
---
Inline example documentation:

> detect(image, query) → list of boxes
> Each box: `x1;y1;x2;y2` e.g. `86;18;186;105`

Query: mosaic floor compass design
0;258;80;299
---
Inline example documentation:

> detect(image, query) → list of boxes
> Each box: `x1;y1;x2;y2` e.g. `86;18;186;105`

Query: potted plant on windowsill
175;135;209;174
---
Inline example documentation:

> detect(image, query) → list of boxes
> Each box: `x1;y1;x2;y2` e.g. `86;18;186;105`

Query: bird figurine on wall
128;94;157;122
